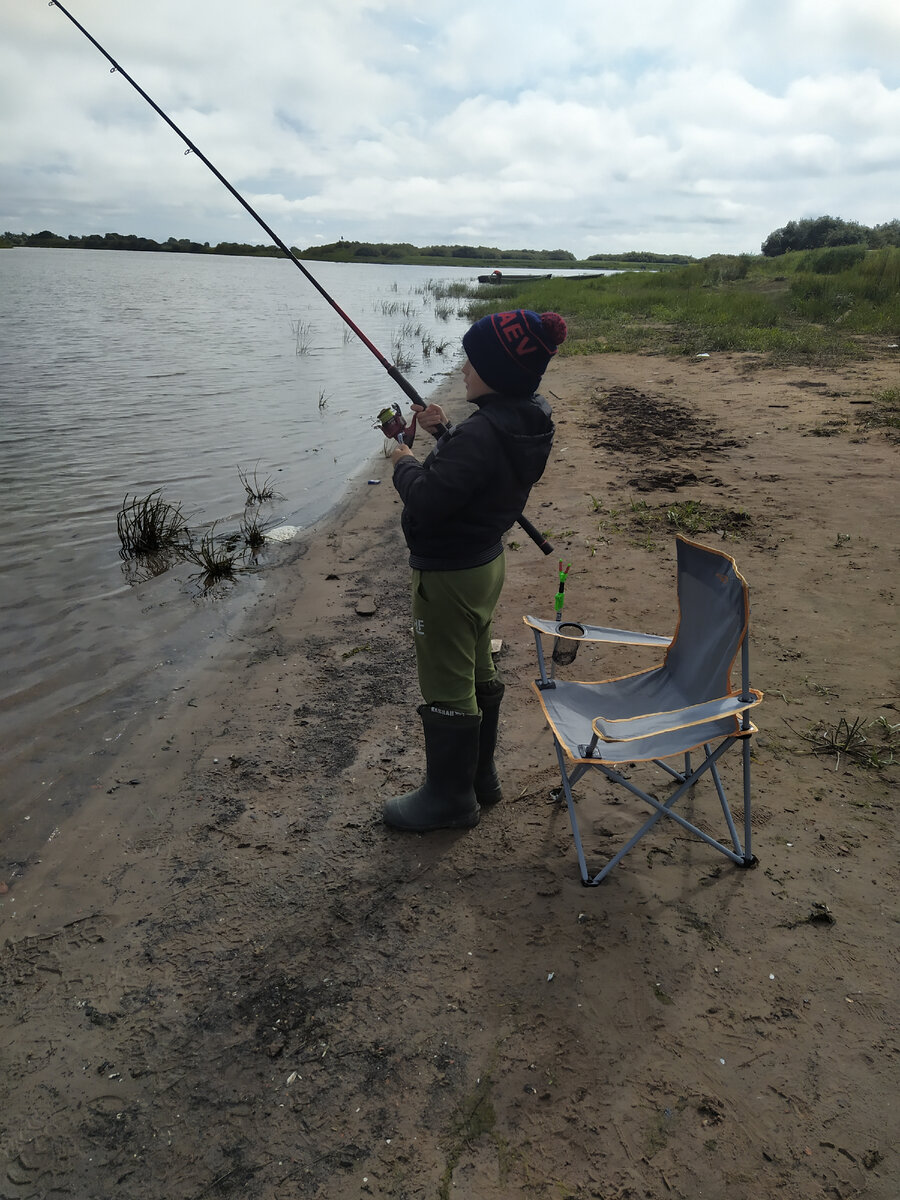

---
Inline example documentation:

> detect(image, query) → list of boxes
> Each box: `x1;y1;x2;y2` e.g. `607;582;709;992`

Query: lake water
0;248;485;863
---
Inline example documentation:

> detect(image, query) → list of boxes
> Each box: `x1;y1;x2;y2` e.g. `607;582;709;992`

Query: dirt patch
587;383;745;461
626;466;724;492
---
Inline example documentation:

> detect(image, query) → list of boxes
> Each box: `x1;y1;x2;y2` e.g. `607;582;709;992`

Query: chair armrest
523;615;671;648
592;690;764;742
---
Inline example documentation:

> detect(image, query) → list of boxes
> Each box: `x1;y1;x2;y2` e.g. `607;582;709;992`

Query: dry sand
1;348;898;1199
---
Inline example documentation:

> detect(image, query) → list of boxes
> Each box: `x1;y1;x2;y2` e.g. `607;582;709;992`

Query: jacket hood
473;393;555;486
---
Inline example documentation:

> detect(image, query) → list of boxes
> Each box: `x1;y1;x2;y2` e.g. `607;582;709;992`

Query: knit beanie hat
462;310;568;397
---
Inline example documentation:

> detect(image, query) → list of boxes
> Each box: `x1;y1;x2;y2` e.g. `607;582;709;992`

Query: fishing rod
48;0;553;555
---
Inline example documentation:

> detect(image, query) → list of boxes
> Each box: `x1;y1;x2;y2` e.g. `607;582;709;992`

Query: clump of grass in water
424;278;474;301
183;524;242;587
238;464;280;504
117;490;187;557
391;334;415;372
239;511;274;554
289;317;313;355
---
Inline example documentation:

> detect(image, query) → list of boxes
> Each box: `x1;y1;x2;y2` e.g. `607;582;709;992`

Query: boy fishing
384;309;566;832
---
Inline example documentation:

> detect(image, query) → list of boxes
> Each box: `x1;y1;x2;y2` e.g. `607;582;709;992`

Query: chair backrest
662;536;749;702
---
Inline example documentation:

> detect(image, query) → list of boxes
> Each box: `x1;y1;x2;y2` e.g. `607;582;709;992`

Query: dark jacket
392;392;554;570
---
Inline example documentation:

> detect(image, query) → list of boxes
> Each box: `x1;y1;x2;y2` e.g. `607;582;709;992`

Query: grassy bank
468;247;900;364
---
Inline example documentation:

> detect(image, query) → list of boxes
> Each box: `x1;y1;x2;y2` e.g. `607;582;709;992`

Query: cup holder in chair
552;622;585;666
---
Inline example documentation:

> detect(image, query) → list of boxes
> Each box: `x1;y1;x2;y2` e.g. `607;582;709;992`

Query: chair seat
533;678;758;764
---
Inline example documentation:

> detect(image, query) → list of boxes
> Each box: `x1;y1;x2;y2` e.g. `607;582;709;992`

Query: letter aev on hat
462;310;567;397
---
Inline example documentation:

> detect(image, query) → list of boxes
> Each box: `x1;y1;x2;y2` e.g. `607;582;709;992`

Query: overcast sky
2;0;898;258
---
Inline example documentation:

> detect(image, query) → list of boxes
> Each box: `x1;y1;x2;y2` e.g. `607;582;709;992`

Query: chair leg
741;736;755;865
554;745;592;885
706;746;743;856
553;738;757;884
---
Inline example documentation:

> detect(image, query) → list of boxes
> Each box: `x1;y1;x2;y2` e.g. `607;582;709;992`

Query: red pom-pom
540;311;567;346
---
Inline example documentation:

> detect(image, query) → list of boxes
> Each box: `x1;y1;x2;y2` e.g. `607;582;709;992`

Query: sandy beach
1;347;898;1199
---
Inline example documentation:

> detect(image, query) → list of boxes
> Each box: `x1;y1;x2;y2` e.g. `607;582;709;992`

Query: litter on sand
265;525;301;542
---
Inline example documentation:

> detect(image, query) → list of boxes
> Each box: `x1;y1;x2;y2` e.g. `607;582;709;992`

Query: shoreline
1;349;897;1199
0;367;465;897
0;250;476;867
0;365;464;876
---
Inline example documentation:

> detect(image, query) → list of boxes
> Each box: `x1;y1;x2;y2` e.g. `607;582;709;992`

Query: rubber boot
383;704;481;832
474;679;505;806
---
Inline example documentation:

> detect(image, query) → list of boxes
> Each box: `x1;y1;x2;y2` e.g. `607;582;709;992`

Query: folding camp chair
524;535;763;886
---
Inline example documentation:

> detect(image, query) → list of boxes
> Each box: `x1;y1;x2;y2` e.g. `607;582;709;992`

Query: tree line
13;221;898;263
298;239;581;262
1;230;289;256
586;250;694;264
299;239;690;264
762;215;900;256
0;231;586;261
1;230;687;266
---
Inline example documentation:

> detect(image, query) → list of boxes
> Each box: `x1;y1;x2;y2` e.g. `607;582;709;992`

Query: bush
762;214;899;256
804;245;868;274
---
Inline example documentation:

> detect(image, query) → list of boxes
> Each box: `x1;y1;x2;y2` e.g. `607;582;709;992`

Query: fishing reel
376;403;417;448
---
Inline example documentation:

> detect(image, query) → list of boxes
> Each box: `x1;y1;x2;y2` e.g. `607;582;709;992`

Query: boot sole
383;806;481;833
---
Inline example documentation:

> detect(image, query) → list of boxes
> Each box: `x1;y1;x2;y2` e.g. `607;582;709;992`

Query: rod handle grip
516;514;554;555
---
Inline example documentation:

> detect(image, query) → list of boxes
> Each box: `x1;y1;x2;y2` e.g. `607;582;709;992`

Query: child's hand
414;403;448;435
391;444;414;465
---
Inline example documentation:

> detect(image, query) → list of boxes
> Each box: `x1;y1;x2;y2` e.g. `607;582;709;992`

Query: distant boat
477;269;553;284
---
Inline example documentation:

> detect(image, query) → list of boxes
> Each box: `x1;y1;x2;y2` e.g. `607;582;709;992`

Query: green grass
626;497;751;540
467;246;900;365
788;714;898;770
857;386;900;437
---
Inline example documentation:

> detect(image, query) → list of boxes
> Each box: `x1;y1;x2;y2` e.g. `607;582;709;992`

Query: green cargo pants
411;554;506;715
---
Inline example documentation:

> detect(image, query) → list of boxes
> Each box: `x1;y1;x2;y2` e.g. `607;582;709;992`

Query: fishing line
46;1;420;400
49;0;553;554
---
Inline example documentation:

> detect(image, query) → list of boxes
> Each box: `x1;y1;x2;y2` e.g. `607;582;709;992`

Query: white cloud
1;0;898;255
